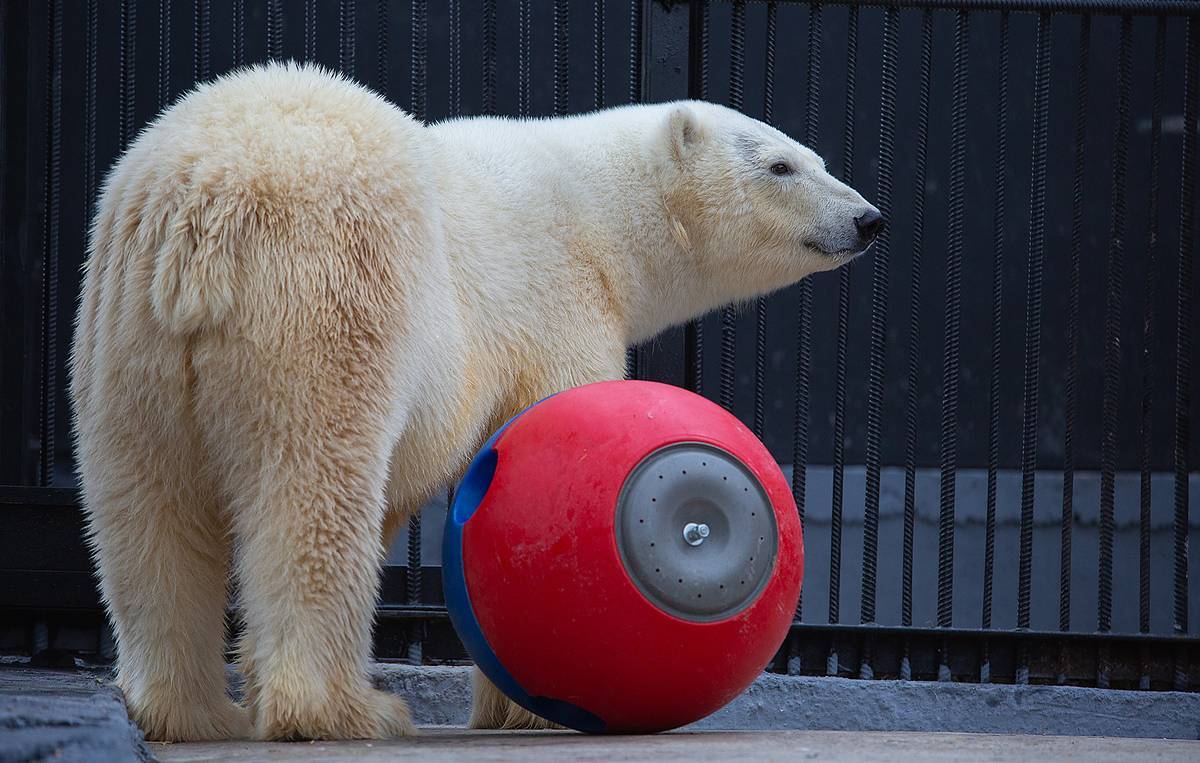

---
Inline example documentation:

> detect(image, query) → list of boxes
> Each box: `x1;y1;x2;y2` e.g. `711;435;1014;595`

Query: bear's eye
770;162;792;176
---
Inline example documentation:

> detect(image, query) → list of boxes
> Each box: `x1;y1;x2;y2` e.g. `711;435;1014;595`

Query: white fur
70;62;877;742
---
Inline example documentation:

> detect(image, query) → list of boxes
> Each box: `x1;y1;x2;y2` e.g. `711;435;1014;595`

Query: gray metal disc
614;442;778;622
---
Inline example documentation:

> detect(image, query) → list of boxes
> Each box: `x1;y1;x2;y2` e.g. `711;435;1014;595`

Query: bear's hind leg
194;249;418;740
212;356;416;741
77;398;249;741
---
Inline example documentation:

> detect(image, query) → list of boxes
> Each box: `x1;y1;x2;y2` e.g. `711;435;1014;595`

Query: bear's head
655;101;882;309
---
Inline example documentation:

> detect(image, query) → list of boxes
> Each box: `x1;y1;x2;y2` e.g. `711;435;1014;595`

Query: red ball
443;380;804;733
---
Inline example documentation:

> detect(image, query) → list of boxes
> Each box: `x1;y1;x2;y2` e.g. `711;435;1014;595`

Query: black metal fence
1;0;1197;691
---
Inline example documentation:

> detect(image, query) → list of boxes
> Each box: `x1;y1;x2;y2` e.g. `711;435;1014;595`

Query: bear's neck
429;107;727;350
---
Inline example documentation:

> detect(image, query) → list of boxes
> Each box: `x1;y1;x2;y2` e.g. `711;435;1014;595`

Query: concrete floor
154;728;1200;763
7;661;1200;762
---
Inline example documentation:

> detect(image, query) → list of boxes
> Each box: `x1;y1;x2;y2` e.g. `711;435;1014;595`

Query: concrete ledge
0;665;152;763
701;672;1200;739
372;663;1200;739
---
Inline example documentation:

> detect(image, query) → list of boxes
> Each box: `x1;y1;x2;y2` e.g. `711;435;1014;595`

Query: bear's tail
149;190;246;335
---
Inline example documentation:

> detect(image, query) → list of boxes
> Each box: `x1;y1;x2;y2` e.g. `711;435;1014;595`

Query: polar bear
70;62;881;742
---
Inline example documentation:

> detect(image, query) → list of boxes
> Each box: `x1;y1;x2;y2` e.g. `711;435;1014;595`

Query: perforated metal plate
614;442;778;622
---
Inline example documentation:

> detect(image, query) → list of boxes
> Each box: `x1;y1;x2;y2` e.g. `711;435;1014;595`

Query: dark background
3;1;1197;486
1;1;1197;650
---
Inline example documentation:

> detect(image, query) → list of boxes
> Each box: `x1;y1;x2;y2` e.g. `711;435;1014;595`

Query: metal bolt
683;522;710;546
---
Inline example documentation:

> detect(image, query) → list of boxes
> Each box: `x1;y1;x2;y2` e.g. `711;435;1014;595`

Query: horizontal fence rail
756;0;1200;15
0;0;1196;693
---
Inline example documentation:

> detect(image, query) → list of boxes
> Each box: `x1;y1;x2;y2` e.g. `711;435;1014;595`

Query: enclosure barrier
0;0;1196;692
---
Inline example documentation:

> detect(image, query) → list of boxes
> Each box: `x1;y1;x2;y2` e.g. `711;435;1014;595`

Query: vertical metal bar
194;0;209;83
407;0;428;663
1018;12;1051;647
752;313;767;427
121;0;137;151
695;0;709;102
791;0;821;633
234;0;245;68
939;9;969;639
625;0;644;380
628;0;643;104
752;1;777;441
444;0;458;525
1017;13;1056;686
1098;16;1132;646
684;0;709;396
555;0;569;116
861;4;898;638
38;0;62;487
449;0;460;115
340;0;357;77
791;288;812;620
902;6;932;637
762;0;776;153
829;4;857;659
857;2;896;681
159;0;171;108
411;0;425;120
983;11;1009;638
379;0;391;93
306;0;317;62
802;3;821;163
482;0;497;116
267;0;282;61
901;11;933;683
85;0;97;220
1062;14;1090;636
718;1;745;414
1140;18;1167;640
1174;17;1198;643
518;0;530;116
981;11;1008;684
594;0;605;109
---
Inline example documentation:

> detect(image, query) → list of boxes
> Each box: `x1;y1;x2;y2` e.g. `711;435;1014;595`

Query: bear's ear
665;104;703;165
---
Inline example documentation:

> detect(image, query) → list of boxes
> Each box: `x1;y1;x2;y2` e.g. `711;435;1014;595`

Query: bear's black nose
855;208;885;247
